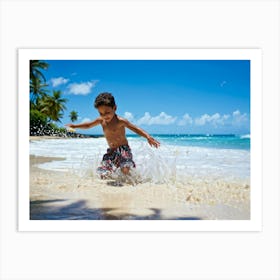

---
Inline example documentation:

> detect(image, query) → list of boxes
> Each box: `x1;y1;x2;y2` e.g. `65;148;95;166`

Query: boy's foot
99;172;113;180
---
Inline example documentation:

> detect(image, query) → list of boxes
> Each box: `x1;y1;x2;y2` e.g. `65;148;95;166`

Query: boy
66;92;160;177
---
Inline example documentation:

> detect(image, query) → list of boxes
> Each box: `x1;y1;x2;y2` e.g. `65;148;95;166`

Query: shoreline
30;136;67;141
29;155;250;220
30;134;104;141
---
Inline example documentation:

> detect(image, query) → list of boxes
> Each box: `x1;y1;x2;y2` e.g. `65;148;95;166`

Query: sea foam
30;137;250;186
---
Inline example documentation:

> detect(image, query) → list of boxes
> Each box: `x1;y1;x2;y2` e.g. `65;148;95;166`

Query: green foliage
38;90;68;122
30;109;67;136
69;110;78;122
29;60;74;136
30;76;49;105
30;109;48;135
30;60;49;82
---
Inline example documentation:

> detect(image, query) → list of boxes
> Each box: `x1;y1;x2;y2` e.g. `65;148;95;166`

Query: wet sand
30;155;250;220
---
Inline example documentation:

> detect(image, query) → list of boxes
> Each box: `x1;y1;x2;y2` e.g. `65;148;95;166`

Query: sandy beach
30;141;250;220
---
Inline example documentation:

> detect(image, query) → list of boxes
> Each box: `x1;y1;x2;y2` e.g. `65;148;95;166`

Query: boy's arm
65;117;102;130
122;119;160;148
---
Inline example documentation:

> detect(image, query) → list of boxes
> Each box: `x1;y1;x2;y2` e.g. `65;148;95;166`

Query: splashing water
30;137;250;188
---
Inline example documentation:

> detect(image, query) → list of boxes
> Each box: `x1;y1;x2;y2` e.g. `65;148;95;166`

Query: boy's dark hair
94;92;116;108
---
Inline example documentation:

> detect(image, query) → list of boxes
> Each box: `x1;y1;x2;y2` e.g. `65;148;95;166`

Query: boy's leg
121;166;130;175
119;146;136;175
97;149;114;178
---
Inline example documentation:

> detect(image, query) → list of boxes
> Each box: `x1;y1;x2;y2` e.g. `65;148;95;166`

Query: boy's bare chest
102;122;124;135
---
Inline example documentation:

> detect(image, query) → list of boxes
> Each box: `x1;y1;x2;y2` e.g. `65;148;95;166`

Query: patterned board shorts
97;145;136;175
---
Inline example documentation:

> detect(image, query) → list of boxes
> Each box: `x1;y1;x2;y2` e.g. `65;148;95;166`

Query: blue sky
43;59;250;135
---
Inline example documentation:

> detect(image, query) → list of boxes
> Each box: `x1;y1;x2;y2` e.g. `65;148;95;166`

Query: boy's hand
147;136;160;148
65;124;75;128
65;124;76;132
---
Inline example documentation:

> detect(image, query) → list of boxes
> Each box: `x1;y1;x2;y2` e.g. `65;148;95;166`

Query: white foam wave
30;137;250;185
240;134;250;139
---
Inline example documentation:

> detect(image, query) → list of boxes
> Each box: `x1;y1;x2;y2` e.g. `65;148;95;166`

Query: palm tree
30;60;49;82
30;76;49;106
39;90;68;122
69;110;78;122
30;60;49;108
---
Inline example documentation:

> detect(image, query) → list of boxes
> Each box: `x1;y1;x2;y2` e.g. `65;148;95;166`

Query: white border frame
18;48;262;232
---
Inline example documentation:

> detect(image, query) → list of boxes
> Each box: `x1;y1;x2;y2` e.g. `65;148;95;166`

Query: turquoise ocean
129;134;250;150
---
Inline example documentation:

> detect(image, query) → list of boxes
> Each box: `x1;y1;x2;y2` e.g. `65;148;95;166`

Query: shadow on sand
30;199;202;220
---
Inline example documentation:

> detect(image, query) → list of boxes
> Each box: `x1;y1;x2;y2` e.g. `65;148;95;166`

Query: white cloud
81;118;91;123
137;112;177;126
220;114;230;124
178;113;193;126
123;112;135;122
67;80;98;95
137;112;152;125
119;110;248;131
232;110;248;125
50;77;69;87
195;114;211;126
195;113;230;127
